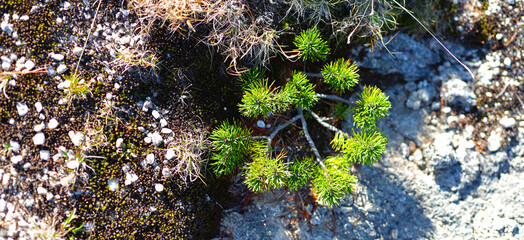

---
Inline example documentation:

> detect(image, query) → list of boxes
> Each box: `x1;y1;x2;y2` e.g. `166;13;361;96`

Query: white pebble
145;153;155;164
8;118;15;125
503;57;512;67
152;110;160;119
11;155;23;164
155;183;164;192
39;113;45;120
116;138;124;148
33;123;45;132
57;80;70;89
56;64;67;74
500;116;516;128
107;179;119;191
22;162;31;170
2;173;10;185
68;131;84;146
34;102;42;112
106;92;112;100
1;61;10;70
16;102;29;116
151;132;163;146
24;60;35;71
487;132;501;152
20;15;29;21
114;83;120;89
9;141;20;152
161;128;172;134
40;150;50;160
37;187;47;195
67;160;79;169
33;133;46;145
48;118;59;129
49;53;64;61
160;118;168;127
125;172;139;185
162;167;172;177
165;149;175;160
0;199;6;212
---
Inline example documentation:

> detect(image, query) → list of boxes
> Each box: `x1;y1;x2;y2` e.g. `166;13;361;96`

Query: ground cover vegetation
0;0;480;238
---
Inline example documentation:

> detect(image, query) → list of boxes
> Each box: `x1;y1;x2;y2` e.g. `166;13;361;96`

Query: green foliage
210;120;253;177
210;28;391;208
244;152;289;193
286;157;316;191
294;27;330;62
321;59;359;92
286;72;319;109
332;130;388;165
352;85;392;129
312;156;357;208
238;78;282;119
238;67;266;91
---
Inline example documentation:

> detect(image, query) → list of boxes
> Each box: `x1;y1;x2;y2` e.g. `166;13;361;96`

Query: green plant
209;28;391;207
62;73;92;105
294;27;330;62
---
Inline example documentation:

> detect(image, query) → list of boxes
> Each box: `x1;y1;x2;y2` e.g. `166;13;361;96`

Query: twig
298;108;326;171
74;0;103;75
391;0;476;81
265;115;301;156
495;81;509;98
315;93;353;106
303;72;323;78
307;109;348;138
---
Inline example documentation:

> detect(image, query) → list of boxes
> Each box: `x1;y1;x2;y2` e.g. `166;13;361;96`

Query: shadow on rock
343;166;435;239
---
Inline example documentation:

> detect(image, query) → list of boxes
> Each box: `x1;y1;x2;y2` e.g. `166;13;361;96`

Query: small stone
151;132;163;147
39;113;45;120
47;66;56;76
33;122;45;132
56;64;67;74
503;57;511;67
34;102;42;112
49;53;64;61
62;1;72;10
1;61;10;70
152;110;160;119
24;60;35;70
0;199;6;212
125;172;139;185
9;141;20;152
106;92;112;100
67;160;79;169
500;116;516;128
40;150;50;160
162;167;172;177
11;155;23;164
107;179;119;191
72;47;83;55
155;183;164;192
161;128;172;134
48;118;59;129
256;120;265;128
2;173;9;185
33;133;46;145
145;153;155;165
142;98;153;112
487;132;502;152
160;118;168;127
116;138;124;148
144;137;152;144
16;102;29;116
165;149;175;160
8;118;15;124
37;187;47;195
114;83;120;89
68;131;84;146
20;15;29;21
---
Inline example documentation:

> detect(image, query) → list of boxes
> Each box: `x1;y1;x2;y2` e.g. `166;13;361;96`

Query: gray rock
358;33;440;81
441;78;477;112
